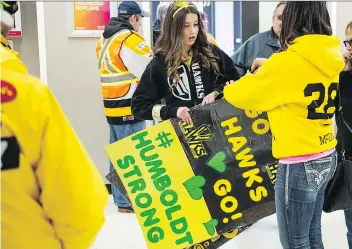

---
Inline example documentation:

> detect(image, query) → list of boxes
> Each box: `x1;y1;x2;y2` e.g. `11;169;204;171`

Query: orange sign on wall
73;2;110;31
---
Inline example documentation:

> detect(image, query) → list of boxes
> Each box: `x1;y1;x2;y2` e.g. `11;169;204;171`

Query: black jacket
336;70;352;158
103;17;134;39
131;46;240;121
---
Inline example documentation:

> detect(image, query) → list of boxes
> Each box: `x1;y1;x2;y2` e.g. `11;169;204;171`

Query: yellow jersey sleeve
224;53;288;111
123;32;152;56
120;33;152;79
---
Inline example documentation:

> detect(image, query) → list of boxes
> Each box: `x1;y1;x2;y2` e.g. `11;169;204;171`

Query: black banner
171;99;277;235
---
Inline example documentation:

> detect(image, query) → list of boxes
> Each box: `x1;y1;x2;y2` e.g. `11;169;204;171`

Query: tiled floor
90;196;349;249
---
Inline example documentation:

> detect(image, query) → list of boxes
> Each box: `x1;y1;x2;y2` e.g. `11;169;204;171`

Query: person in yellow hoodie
1;10;109;248
223;2;345;249
0;1;27;74
1;69;109;249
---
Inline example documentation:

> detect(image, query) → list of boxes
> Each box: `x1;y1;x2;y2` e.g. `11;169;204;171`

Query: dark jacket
336;69;352;158
131;46;240;121
231;27;280;77
103;17;134;39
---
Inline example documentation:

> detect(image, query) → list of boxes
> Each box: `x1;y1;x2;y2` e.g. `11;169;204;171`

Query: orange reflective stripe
102;84;130;99
98;30;131;73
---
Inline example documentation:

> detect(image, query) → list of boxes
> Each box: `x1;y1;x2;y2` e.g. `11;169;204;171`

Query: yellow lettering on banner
105;120;214;249
235;148;256;168
249;186;268;202
213;179;231;196
213;179;243;224
221;116;269;206
245;110;262;118
228;136;247;153
223;228;239;239
221;117;242;136
252;118;270;135
220;196;239;213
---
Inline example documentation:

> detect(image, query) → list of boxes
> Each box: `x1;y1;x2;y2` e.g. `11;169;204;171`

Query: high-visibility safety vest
96;29;152;125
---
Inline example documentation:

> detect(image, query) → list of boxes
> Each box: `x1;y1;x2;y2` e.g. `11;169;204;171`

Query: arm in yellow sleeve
35;87;108;249
224;54;288;112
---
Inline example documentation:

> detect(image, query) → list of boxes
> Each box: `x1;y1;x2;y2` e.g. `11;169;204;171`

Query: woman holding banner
131;1;239;124
223;2;345;249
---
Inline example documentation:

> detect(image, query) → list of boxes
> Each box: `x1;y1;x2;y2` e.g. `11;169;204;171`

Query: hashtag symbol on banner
155;132;174;148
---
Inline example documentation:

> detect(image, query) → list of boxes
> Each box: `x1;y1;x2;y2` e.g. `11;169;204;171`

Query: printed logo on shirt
1;80;17;103
168;65;191;101
1;137;20;171
319;132;334;145
191;62;205;99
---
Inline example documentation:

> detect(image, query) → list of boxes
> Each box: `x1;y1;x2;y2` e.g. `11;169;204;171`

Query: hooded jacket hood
289;35;345;77
103;17;134;39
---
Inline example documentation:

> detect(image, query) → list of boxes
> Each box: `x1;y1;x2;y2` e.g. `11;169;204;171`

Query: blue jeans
345;209;352;248
275;151;337;249
109;121;145;207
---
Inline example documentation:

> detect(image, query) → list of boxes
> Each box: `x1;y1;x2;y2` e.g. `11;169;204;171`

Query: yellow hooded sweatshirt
224;35;345;159
1;68;108;249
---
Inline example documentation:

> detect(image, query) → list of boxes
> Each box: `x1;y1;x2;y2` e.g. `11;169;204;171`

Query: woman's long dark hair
279;1;332;51
154;2;220;86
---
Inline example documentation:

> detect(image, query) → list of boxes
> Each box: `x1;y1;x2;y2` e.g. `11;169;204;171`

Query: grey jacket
231;28;280;77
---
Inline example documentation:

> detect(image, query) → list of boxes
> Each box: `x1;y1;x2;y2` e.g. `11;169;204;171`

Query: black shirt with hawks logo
131;45;240;121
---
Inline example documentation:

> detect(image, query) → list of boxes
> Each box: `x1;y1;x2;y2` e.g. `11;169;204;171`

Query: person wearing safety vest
0;1;27;74
1;9;109;249
96;1;152;213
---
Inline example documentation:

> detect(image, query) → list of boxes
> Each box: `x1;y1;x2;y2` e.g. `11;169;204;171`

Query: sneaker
117;206;134;213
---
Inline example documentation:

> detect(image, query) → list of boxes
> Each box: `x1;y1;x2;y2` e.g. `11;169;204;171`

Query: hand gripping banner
105;99;278;249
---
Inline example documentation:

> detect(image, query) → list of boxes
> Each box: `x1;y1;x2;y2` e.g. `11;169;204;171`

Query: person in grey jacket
232;1;286;77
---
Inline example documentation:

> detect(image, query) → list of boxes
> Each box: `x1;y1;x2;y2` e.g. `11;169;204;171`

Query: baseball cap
118;1;150;17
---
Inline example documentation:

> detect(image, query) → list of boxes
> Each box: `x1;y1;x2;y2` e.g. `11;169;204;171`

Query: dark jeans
275;152;337;249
